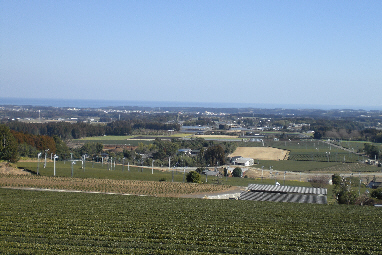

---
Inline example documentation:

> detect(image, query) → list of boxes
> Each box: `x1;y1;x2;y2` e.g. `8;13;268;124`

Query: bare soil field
229;147;289;160
193;135;239;139
243;168;315;182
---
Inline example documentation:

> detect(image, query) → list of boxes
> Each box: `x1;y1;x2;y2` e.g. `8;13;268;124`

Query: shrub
337;190;358;205
371;188;382;200
232;167;242;177
309;175;330;188
355;194;375;206
195;167;205;174
186;171;201;183
332;174;341;185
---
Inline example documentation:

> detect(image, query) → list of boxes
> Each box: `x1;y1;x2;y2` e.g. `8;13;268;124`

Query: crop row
288;152;362;163
1;188;382;254
0;174;231;197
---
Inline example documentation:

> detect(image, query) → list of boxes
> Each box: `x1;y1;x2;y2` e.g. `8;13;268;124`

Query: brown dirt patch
193;135;239;139
0;162;31;175
229;147;289;160
243;169;315;182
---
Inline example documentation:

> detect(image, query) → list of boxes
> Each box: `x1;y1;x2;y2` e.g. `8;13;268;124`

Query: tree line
313;127;382;142
4;120;180;139
0;123;105;162
0;122;234;168
121;138;237;168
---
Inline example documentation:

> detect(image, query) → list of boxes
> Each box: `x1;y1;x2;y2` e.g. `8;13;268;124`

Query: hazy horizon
1;97;381;111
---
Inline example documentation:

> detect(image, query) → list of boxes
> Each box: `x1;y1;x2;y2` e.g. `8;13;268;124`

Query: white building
234;158;254;166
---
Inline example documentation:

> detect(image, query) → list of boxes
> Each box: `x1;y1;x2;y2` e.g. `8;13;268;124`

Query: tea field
1;188;381;254
15;161;310;187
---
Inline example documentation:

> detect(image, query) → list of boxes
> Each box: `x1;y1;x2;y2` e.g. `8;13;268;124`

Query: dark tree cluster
10;130;56;154
5;122;104;139
361;128;382;143
5;120;180;139
363;143;380;159
0;125;19;163
332;174;358;205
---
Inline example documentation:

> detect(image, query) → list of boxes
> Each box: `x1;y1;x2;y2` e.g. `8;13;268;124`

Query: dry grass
0;174;232;197
0;162;31;175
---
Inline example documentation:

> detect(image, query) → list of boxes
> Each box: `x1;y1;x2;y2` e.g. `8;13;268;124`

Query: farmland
12;161;311;189
2;106;382;253
229;147;288;160
1;188;382;254
0;174;233;197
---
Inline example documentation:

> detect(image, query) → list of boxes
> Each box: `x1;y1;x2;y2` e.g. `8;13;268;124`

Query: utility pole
53;154;58;176
83;155;86;172
71;161;75;177
37;152;41;175
44;149;49;168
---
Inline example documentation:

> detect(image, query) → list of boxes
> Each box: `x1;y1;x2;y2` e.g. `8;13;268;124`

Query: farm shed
202;170;220;176
367;181;382;189
234;158;254;166
178;149;192;155
230;156;243;163
239;184;327;204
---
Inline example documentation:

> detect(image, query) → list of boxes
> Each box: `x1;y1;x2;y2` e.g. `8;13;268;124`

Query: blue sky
1;1;381;109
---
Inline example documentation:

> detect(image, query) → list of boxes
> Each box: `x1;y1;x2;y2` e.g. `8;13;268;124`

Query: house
230;156;243;164
178;149;192;155
234;158;254;166
202;170;220;176
367;181;382;189
191;149;200;156
180;125;211;133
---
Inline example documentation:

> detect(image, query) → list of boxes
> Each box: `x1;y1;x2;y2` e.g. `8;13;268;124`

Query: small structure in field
367;181;382;189
239;184;327;204
232;157;254;166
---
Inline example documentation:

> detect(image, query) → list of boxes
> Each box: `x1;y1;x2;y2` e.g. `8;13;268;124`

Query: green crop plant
1;189;381;254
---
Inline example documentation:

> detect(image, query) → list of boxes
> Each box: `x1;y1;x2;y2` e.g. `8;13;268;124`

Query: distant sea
0;97;379;111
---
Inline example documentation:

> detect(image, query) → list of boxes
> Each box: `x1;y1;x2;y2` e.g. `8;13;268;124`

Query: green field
73;139;153;146
73;134;192;145
338;140;382;153
1;188;381;254
252;160;379;173
16;161;310;187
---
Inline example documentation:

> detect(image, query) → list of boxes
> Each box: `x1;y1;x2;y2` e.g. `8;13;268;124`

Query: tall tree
204;145;225;166
53;136;70;160
364;143;380;159
0;124;19;163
